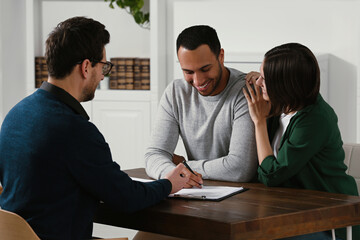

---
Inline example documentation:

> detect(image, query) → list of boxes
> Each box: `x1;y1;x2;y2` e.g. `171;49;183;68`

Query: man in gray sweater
145;25;258;189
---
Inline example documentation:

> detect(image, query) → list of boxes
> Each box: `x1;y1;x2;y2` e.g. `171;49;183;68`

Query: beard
80;77;98;102
81;88;95;102
203;61;223;96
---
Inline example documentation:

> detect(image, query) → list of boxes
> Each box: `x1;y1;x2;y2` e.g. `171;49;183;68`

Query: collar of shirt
40;81;90;120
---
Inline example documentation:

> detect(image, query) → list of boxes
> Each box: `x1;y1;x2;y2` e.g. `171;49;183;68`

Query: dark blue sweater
0;84;171;240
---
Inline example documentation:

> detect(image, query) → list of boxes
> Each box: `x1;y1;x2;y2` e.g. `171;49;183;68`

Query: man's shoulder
223;68;247;97
228;67;247;85
13;90;90;127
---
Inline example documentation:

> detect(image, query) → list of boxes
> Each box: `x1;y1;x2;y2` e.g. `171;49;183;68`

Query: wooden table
94;168;360;240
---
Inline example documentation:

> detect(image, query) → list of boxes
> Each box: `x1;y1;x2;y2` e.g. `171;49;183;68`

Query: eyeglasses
93;60;114;76
76;60;114;76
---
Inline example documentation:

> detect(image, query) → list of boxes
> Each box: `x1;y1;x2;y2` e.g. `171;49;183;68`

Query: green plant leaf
144;13;149;22
135;0;144;9
133;11;143;24
107;0;150;28
116;0;125;8
124;0;135;8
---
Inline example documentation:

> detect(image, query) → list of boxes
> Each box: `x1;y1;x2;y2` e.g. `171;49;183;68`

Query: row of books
109;57;150;90
34;57;150;90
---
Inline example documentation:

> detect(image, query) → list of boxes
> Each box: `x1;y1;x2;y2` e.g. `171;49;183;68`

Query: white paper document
169;185;246;201
131;177;153;183
131;177;247;201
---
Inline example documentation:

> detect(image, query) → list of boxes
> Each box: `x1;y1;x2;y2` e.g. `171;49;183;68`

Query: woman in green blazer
243;43;358;240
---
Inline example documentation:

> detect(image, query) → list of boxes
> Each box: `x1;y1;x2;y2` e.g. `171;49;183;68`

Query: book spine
35;57;42;88
117;58;126;90
125;58;134;90
140;58;150;90
109;57;118;89
133;58;142;90
41;57;48;86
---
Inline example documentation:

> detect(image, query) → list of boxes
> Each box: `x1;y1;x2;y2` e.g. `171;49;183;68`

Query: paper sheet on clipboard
168;185;247;201
131;177;247;201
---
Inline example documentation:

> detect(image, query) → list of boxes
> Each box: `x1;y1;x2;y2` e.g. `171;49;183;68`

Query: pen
182;160;197;176
182;160;203;187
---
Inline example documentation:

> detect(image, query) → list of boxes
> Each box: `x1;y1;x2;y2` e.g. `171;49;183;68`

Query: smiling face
256;62;270;101
177;44;227;96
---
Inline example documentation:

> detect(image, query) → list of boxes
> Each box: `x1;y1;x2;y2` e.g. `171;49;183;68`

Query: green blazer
258;94;359;240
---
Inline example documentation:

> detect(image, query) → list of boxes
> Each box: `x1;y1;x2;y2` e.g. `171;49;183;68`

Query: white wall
0;0;27;122
167;0;360;144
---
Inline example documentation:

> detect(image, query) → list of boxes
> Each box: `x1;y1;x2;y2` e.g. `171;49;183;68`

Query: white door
92;101;151;170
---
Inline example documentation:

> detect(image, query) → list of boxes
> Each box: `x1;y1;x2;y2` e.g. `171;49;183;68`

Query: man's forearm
186;154;258;182
145;149;176;179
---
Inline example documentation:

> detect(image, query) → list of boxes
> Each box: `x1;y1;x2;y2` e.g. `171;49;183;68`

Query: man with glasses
0;16;189;240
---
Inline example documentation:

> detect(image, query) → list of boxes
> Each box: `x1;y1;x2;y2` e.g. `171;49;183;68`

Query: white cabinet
92;100;150;170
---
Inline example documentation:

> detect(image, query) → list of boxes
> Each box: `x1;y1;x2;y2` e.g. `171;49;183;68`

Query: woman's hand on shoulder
245;71;261;84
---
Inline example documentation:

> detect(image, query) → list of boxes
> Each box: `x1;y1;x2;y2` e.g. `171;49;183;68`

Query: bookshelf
25;0;167;172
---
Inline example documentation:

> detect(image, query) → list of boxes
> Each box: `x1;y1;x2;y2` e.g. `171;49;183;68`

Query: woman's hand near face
243;78;274;164
242;81;271;125
245;71;261;84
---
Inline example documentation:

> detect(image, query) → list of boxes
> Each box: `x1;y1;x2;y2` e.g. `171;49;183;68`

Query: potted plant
105;0;149;29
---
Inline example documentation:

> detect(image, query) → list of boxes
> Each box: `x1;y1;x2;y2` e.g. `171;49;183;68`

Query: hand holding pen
181;160;203;188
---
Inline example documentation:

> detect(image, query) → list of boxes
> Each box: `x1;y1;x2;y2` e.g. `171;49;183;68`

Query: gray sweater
145;68;258;182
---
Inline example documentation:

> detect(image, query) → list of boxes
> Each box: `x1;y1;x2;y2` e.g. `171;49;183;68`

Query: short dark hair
263;43;320;116
45;16;110;79
176;25;221;57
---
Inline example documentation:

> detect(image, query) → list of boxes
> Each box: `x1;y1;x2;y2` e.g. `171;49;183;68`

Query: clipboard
131;177;248;201
168;186;248;201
